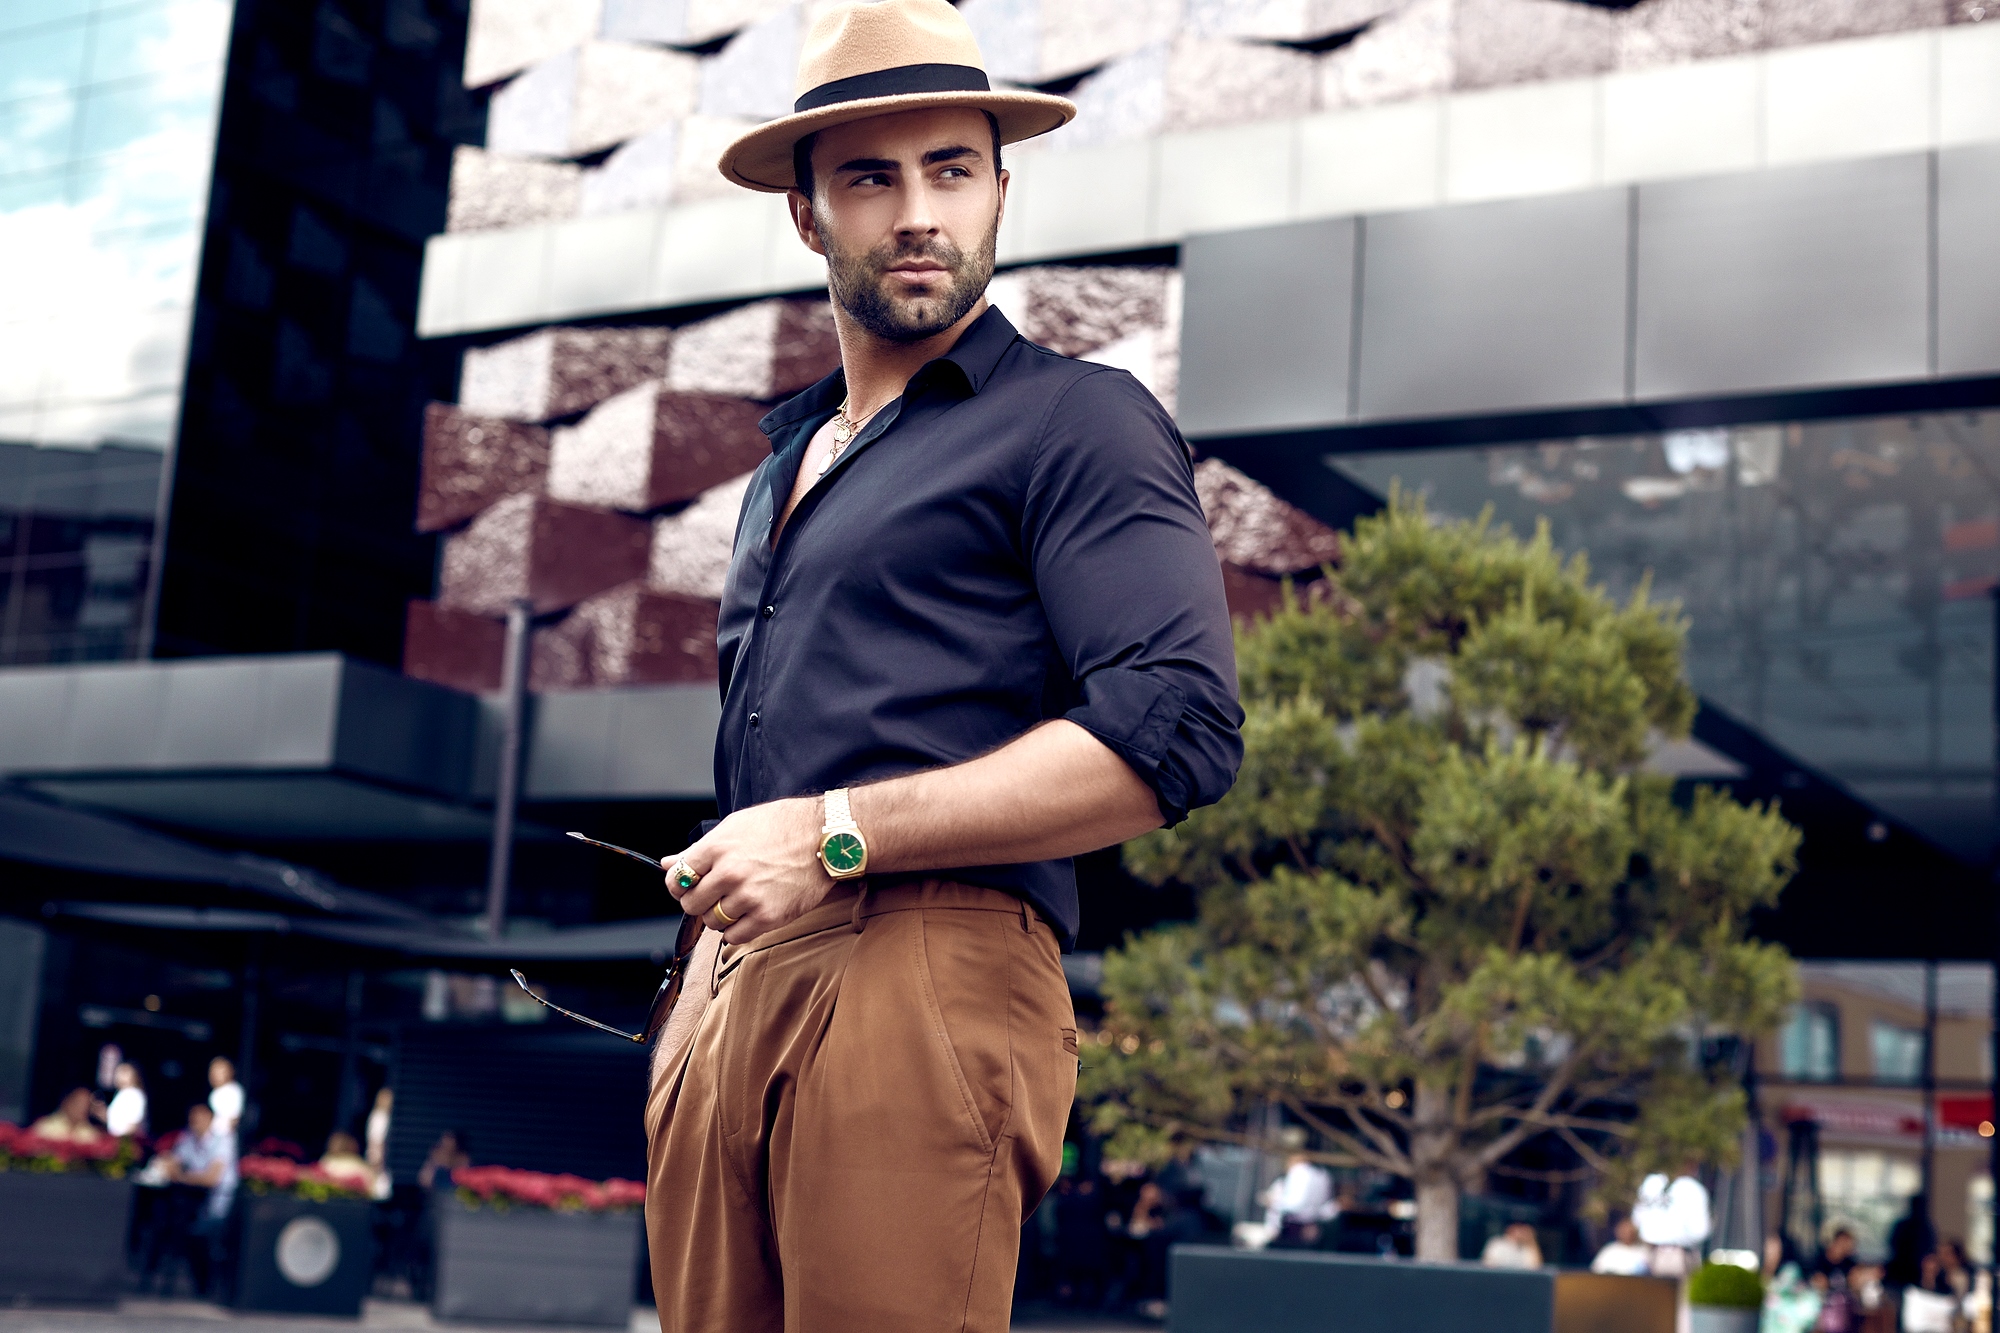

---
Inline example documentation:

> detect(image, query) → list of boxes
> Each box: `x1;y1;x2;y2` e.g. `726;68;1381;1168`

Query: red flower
451;1164;645;1213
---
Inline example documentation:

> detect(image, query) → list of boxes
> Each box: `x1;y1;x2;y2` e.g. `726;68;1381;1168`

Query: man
161;1103;237;1296
1481;1221;1545;1270
1262;1150;1338;1248
29;1087;103;1143
643;1;1242;1328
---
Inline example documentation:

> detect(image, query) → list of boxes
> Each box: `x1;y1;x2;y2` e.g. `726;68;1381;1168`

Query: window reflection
0;0;233;662
1330;410;2000;863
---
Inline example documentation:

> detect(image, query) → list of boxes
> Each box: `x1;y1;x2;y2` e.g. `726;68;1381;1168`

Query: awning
53;901;687;962
0;786;431;921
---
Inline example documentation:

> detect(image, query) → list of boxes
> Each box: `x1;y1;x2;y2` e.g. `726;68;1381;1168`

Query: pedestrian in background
206;1057;243;1136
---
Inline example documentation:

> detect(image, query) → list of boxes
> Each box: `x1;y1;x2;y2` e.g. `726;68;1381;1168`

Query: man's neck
833;297;988;418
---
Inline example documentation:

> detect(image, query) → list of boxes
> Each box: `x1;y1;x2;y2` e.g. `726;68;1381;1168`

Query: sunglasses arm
508;969;648;1043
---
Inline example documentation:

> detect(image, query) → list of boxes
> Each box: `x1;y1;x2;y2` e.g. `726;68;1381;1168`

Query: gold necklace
821;397;878;476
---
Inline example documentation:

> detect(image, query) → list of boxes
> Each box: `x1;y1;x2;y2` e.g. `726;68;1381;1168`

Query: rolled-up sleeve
1023;368;1244;824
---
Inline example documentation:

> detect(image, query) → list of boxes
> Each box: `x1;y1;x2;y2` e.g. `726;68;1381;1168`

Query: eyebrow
832;145;984;175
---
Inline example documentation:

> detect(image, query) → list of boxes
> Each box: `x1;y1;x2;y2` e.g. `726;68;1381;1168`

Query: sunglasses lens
643;912;707;1042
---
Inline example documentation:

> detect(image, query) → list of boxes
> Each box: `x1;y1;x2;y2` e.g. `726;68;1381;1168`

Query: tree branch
1283;1095;1408;1175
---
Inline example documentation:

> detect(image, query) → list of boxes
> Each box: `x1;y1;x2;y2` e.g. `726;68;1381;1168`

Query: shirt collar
756;304;1020;442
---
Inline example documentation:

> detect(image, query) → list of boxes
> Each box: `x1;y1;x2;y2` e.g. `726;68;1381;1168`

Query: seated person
1590;1215;1652;1275
160;1104;237;1296
1481;1221;1544;1269
417;1129;470;1189
30;1087;104;1143
317;1131;375;1190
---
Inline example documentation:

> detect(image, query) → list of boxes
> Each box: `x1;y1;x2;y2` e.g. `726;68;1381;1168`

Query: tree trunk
1414;1174;1460;1262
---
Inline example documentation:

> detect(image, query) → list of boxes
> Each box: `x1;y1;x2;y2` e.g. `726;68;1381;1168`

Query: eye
939;165;971;179
848;172;891;188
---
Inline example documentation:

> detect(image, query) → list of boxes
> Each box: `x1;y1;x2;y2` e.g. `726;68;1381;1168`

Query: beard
822;206;999;343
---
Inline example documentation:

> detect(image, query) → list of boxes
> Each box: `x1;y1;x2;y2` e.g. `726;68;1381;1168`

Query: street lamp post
483;599;534;941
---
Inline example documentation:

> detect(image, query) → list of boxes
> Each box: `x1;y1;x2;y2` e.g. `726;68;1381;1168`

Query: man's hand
666;795;833;945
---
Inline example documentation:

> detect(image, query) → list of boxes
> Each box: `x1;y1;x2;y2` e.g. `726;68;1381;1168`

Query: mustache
862;237;966;273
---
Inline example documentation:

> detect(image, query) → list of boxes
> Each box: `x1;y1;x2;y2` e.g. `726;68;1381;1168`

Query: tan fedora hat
718;0;1076;194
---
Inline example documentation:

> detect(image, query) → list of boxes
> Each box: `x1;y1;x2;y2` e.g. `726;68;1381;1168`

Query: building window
1781;1004;1840;1081
1872;1023;1924;1084
1818;1151;1920;1262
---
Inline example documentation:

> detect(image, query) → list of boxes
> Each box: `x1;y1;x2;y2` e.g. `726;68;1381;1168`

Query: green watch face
821;830;866;875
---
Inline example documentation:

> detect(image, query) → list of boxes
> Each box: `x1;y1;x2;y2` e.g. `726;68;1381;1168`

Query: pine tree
1081;495;1800;1261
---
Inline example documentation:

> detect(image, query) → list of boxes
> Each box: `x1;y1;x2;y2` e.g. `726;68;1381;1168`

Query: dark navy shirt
713;305;1243;947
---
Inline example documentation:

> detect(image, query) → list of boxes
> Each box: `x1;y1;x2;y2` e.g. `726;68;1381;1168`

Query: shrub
1688;1261;1763;1308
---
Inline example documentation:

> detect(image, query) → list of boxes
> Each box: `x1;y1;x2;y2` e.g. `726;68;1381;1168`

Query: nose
894;172;941;242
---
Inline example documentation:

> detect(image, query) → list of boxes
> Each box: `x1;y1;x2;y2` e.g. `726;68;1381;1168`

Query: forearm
855;719;1163;871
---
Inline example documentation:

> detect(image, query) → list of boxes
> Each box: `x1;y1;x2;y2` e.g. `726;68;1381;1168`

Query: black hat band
793;63;991;114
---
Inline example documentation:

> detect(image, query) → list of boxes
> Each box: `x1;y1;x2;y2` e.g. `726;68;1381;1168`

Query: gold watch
817;788;868;879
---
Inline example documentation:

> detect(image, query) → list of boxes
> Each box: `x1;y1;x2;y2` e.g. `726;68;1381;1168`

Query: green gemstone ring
669;861;701;892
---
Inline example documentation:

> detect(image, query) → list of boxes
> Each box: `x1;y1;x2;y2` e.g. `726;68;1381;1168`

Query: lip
885;262;947;275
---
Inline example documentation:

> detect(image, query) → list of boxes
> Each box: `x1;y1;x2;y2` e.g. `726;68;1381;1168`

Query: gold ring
668;861;701;893
710;900;736;927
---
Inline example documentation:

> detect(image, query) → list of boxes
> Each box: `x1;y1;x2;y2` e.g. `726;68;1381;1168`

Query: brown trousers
644;880;1079;1332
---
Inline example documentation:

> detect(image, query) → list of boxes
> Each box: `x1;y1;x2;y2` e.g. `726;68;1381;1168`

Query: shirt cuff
1063;666;1192;825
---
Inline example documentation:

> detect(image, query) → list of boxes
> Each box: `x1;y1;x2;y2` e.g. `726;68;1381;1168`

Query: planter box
1691;1309;1760;1333
0;1171;132;1304
1169;1246;1677;1333
432;1193;640;1327
234;1193;374;1316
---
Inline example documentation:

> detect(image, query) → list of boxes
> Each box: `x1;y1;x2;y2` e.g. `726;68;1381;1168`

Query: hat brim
719;90;1077;194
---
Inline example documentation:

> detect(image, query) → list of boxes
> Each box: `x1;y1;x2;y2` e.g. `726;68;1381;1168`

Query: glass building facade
0;0;233;662
1332;408;2000;864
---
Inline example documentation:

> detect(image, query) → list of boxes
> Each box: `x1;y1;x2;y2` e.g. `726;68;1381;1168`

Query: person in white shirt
1482;1221;1545;1269
1632;1169;1711;1277
1262;1153;1338;1245
206;1057;244;1136
364;1087;394;1199
99;1063;147;1138
1591;1215;1653;1275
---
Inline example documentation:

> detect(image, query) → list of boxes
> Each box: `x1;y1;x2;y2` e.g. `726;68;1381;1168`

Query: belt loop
1021;896;1033;933
852;882;870;933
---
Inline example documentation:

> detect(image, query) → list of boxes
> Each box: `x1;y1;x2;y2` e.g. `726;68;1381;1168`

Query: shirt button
762;605;775;619
748;712;760;728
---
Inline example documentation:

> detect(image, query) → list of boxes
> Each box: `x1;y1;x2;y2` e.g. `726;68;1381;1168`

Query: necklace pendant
831;417;855;447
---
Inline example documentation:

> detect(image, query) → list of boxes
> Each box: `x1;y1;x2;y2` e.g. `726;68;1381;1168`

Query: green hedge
1688;1261;1763;1309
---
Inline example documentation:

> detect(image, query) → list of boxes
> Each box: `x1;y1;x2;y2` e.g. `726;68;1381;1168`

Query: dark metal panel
1634;154;1931;399
1177;217;1357;438
1355;188;1631;421
1939;142;2000;379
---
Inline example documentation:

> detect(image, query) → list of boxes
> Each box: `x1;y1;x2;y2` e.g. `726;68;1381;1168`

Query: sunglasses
507;833;705;1045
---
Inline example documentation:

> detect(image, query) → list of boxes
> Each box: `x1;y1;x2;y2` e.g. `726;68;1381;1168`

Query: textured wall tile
546;327;677;417
959;0;1041;83
463;326;675;421
1451;0;1616;92
1041;44;1169;150
666;297;837;397
571;42;701;155
449;145;582;232
1185;0;1399;42
1162;37;1318;134
464;0;601;89
699;6;800;121
651;472;752;598
488;47;578;156
1617;0;1762;71
673;115;761;205
1011;266;1172;358
439;492;652;614
1319;0;1454;109
529;611;595;690
488;42;697;158
1763;0;1947;46
549;382;769;510
461;330;559;420
566;582;721;685
1194;459;1343;575
578;121;678;216
598;0;690;44
404;600;508;693
689;0;796;44
419;403;553;532
1040;0;1184;82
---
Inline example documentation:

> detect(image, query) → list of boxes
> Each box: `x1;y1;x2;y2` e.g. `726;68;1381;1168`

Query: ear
994;167;1009;233
788;190;826;258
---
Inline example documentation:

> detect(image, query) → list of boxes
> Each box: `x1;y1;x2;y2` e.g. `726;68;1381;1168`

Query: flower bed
433;1167;645;1327
0;1121;139;1178
241;1154;373;1203
0;1131;135;1304
452;1164;645;1213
